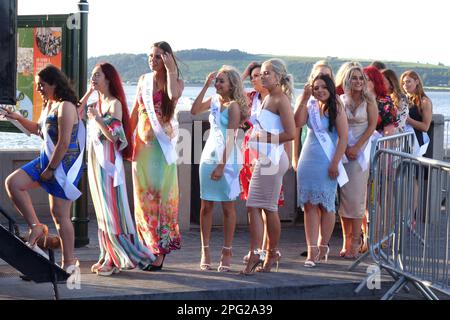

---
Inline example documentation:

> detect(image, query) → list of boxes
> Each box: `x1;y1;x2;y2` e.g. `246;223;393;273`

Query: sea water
1;86;449;150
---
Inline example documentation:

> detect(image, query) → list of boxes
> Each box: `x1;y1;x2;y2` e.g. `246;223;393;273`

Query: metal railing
360;149;449;299
348;132;415;271
444;116;450;159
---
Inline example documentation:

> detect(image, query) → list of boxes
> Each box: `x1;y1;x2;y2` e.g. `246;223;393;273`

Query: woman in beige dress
338;66;377;259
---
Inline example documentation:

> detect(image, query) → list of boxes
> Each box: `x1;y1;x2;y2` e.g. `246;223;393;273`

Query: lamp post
72;0;89;247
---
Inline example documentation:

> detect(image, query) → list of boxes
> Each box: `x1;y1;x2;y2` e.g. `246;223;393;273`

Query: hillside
88;49;450;88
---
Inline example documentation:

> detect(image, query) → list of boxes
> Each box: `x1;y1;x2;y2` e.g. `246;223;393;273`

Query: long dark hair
38;65;78;106
312;74;337;132
98;62;133;160
152;41;181;123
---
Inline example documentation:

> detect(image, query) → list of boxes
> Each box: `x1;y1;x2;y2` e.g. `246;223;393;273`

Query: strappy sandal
200;245;211;271
217;246;232;272
304;246;319;268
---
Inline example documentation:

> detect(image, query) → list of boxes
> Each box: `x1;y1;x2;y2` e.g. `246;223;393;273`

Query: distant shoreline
125;81;450;92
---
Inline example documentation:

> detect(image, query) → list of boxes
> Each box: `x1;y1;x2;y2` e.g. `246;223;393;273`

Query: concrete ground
0;220;447;300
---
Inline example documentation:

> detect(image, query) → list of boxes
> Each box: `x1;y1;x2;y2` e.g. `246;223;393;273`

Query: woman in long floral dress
130;41;184;270
80;62;156;276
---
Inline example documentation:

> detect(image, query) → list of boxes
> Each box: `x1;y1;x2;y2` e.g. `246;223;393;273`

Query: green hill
88;49;450;89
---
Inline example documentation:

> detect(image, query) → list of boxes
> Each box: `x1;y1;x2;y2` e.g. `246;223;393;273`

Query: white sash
88;102;124;187
248;108;285;166
142;73;178;164
41;103;86;201
210;95;241;199
405;124;429;157
248;92;262;125
308;99;348;187
348;129;381;172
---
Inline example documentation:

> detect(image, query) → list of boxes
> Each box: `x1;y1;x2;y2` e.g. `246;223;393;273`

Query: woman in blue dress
191;65;247;272
295;74;348;267
4;65;83;271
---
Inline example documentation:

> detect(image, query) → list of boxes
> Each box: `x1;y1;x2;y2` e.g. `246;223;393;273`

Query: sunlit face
260;63;278;89
148;46;165;72
312;79;330;102
350;70;364;92
214;72;231;96
90;66;108;92
250;67;264;92
383;75;393;94
35;76;55;100
402;76;419;94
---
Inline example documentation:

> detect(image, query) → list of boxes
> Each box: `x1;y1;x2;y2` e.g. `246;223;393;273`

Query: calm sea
1;86;449;150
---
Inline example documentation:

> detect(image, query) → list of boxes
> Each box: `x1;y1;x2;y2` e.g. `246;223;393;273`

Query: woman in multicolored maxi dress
79;63;155;276
130;41;184;271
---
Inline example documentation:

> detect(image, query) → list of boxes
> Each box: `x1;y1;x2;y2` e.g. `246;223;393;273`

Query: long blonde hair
400;70;429;113
343;66;376;106
336;61;361;90
218;65;248;123
308;60;334;84
263;58;294;102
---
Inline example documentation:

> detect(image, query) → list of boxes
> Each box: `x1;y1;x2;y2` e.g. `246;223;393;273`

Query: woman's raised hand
205;72;217;87
161;52;177;74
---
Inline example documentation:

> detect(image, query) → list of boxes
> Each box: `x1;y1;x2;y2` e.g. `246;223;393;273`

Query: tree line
88;49;450;88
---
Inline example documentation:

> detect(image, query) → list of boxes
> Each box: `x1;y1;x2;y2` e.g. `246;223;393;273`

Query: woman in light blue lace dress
295;74;348;267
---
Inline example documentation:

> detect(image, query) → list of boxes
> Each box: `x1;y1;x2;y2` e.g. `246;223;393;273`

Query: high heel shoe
200;245;211;271
257;248;281;273
26;223;49;259
240;250;263;275
304;246;319;268
91;259;105;273
96;262;120;276
217;247;232;272
318;245;330;262
242;248;265;264
344;236;361;259
144;254;166;271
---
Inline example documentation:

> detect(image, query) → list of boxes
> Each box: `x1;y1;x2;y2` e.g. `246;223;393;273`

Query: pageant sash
89;102;124;187
41;103;86;201
142;72;178;164
248;108;285;166
405;124;430;157
210;95;241;199
248;92;262;125
308;99;348;187
348;129;381;172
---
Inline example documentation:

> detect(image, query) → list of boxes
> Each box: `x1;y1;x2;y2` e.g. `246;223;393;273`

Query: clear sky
18;0;450;66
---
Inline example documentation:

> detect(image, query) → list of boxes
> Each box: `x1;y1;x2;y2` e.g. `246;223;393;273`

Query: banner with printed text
16;27;62;121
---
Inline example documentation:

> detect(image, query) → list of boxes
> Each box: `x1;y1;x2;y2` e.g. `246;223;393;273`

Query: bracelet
47;166;57;171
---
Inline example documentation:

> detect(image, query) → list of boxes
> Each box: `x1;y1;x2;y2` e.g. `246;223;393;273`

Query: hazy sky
18;0;450;66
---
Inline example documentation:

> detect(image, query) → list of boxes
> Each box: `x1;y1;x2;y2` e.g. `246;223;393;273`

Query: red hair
98;62;133;161
363;66;387;98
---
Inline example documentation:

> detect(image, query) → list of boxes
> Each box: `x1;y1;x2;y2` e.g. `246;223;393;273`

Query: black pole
72;0;89;247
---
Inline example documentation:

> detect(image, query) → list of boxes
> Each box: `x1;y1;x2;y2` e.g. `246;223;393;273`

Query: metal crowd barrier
358;149;449;299
444;116;450;160
348;131;415;271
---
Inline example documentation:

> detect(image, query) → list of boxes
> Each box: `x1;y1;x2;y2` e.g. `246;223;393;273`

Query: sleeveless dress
247;109;289;212
199;106;240;201
339;96;370;219
87;102;155;269
239;91;284;205
21;104;82;200
132;86;181;255
409;104;426;146
297;112;338;213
